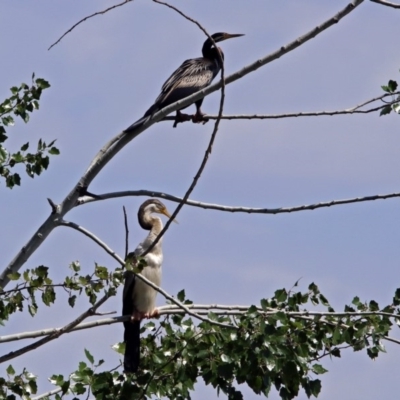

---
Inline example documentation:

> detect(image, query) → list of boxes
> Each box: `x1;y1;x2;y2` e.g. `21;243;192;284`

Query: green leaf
388;79;398;92
84;349;94;365
332;327;341;344
7;272;21;280
393;288;400;306
35;78;51;89
352;296;361;306
260;298;269;310
319;293;330;306
309;379;322;396
369;300;379;311
274;288;287;302
393;103;400;114
48;146;60;155
20;142;29;151
94;265;108;279
312;364;328;375
177;289;186;302
380;105;392;116
0;146;8;162
6;365;15;375
68;295;77;308
70;261;81;272
28;304;37;317
330;348;341;358
42;287;56;306
112;342;125;355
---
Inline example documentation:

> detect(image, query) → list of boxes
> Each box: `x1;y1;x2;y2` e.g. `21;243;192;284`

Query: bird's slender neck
139;213;163;234
139;214;164;253
202;39;224;64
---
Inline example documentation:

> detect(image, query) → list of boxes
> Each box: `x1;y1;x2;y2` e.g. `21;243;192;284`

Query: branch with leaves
12;282;400;400
0;76;59;188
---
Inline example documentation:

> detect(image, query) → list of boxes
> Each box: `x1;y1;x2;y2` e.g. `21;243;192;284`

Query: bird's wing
122;270;135;317
155;58;217;104
123;268;140;373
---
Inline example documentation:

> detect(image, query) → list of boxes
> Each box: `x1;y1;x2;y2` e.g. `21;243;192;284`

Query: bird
124;32;244;131
122;199;174;373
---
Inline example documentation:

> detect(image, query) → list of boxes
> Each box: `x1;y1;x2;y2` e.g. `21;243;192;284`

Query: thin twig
32;388;63;400
77;189;400;215
123;206;129;259
143;1;226;256
370;0;400;8
0;290;110;364
57;219;234;329
157;96;400;121
350;92;400;110
48;0;133;50
59;219;122;264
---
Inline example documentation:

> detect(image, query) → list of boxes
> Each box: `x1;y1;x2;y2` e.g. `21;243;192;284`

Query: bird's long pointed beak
225;33;245;40
161;208;178;224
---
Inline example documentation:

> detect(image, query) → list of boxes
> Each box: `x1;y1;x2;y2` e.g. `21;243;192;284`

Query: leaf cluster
1;262;124;324
0;365;37;399
22;283;400;400
0;75;59;188
380;76;400;116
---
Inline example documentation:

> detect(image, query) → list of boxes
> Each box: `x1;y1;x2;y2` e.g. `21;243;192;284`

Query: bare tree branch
142;1;226;256
59;219;123;264
123;206;129;259
0;0;365;290
78;189;400;215
158;94;400;121
370;0;400;8
350;91;400;110
48;0;134;50
32;388;63;400
0;289;110;364
156;89;400;122
57;219;235;329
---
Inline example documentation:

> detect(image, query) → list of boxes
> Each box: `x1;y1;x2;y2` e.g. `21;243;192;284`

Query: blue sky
1;1;400;399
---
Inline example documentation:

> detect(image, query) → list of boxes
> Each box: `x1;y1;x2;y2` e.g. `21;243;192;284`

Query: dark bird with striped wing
125;32;244;131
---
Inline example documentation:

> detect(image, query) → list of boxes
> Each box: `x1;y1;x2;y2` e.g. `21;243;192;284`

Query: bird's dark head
210;32;245;44
138;199;175;230
202;32;244;60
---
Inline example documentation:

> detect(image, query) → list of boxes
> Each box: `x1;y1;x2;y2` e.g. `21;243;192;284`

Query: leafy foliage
0;262;124;324
380;74;400;116
0;74;59;188
0;366;38;399
4;277;397;400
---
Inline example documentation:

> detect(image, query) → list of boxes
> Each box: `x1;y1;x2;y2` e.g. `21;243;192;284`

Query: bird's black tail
124;320;141;373
124;103;160;133
124;115;150;133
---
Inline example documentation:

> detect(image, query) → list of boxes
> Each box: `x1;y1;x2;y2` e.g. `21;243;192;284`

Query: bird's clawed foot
149;308;160;318
173;111;191;128
192;110;209;125
130;310;145;321
130;308;159;322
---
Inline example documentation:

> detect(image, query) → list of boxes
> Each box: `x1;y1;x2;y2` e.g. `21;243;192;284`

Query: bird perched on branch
125;32;244;131
122;199;174;373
